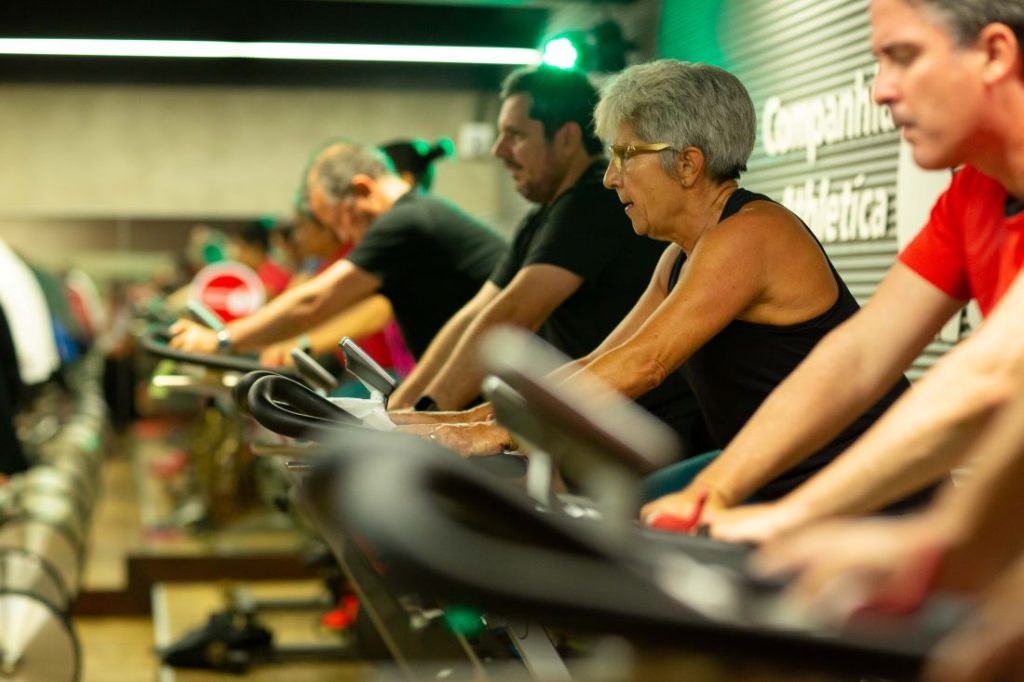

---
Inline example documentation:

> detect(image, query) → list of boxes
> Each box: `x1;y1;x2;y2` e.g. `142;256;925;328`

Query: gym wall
0;83;509;272
659;0;963;378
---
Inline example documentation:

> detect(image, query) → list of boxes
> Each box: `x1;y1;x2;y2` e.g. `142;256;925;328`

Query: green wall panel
658;0;728;66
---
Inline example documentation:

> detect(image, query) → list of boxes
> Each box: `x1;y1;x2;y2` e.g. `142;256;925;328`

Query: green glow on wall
658;0;728;67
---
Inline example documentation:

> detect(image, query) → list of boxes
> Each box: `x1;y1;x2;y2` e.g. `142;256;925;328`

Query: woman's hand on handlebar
706;502;801;544
640;484;729;532
463;402;495;423
396;421;512;456
168;319;218;354
388;402;495;426
389;410;451;425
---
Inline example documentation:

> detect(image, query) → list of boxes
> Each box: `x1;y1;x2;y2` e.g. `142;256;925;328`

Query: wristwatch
414;395;439;412
215;328;233;352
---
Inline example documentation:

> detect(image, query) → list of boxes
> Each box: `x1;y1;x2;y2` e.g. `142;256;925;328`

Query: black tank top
668;188;913;501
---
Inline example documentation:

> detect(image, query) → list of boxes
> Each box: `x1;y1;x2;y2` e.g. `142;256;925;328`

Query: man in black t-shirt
389;66;704;452
170;142;505;359
345;192;505;357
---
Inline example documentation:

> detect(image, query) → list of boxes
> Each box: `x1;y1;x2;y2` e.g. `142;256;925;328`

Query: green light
542;37;579;69
443;606;485;637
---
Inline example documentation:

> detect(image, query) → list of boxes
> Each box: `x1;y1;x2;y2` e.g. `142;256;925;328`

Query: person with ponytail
380;138;455;193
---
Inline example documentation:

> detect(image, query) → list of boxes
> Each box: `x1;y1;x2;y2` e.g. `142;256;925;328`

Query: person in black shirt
389;66;704;452
535;59;910;526
427;60;917;515
487;164;664;363
170;142;505;359
345;191;504;357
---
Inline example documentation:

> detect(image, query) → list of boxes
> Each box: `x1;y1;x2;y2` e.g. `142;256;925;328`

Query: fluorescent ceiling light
0;38;541;65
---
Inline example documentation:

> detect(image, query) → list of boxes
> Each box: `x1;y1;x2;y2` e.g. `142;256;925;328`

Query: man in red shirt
642;0;1024;540
899;166;1024;316
639;4;1024;676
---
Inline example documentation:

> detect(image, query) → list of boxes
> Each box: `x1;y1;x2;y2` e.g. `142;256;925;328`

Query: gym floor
74;421;368;681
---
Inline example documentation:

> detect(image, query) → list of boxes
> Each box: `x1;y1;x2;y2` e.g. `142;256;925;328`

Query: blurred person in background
268;220;303;275
286;206;344;288
229;221;292;299
380;137;454;193
258;197;407;388
168;141;505;374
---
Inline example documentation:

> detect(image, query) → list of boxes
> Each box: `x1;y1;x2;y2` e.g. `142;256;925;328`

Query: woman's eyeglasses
608;143;676;170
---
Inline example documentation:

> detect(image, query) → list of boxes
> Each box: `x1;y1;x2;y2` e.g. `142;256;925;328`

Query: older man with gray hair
170;141;505;359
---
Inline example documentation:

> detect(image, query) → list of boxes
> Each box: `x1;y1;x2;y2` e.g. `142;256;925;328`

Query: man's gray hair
909;0;1024;47
594;59;756;183
310;142;394;202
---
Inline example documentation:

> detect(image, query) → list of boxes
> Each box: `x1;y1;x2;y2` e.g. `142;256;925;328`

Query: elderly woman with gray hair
585;59;915;516
425;59;920;519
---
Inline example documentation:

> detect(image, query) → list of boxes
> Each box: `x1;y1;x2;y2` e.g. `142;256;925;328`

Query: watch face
414;396;438;412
